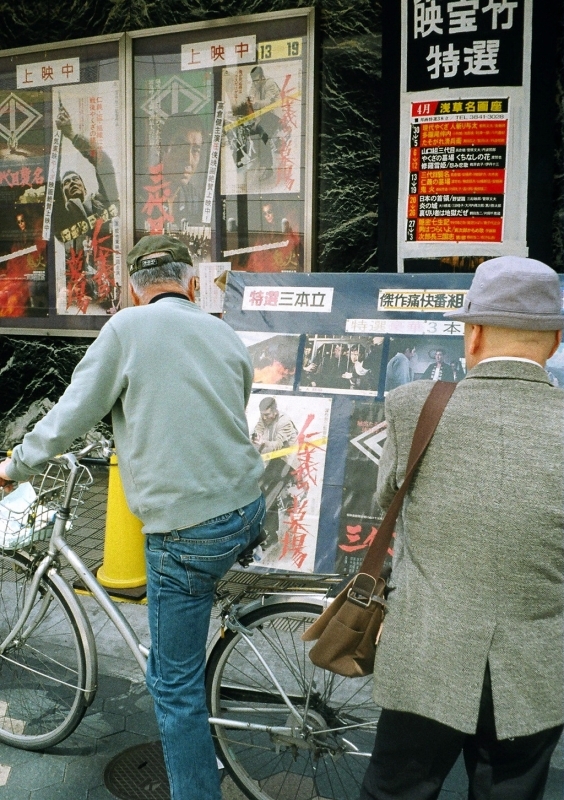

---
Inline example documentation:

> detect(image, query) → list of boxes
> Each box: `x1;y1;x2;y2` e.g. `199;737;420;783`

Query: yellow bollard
96;454;146;591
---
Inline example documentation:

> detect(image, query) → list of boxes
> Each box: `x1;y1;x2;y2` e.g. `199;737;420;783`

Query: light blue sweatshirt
7;297;264;533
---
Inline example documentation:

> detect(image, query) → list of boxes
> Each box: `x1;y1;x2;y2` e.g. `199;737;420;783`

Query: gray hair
128;260;195;295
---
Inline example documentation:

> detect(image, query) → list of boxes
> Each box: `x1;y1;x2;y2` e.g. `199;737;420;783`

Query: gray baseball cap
444;256;564;330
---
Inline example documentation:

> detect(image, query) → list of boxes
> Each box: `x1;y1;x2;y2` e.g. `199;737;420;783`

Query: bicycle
0;448;379;800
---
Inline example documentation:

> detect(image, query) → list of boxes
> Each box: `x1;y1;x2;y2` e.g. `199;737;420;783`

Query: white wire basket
0;462;93;552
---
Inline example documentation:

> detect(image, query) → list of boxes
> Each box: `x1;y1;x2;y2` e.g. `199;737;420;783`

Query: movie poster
384;334;466;390
221;59;302;196
134;70;215;273
246;394;331;573
299;334;384;395
335;402;388;575
223;196;303;273
236;331;301;388
0;88;48;318
546;343;564;387
52;81;121;315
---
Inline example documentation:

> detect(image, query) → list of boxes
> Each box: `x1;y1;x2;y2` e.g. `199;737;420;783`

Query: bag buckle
347;573;379;608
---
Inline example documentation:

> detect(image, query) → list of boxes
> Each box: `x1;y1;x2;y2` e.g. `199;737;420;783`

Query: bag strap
357;380;456;579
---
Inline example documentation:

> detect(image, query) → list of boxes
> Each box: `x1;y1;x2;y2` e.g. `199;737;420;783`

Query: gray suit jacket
373;359;564;738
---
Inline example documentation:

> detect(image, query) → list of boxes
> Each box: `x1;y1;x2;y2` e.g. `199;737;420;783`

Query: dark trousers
360;667;563;800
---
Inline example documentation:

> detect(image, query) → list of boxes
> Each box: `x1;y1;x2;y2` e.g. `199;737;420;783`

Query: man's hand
56;105;74;140
0;458;15;490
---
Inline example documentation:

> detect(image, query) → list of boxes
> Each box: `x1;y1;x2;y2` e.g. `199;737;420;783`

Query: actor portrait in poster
246;394;331;573
225;198;303;272
135;71;214;274
52;83;121;315
236;331;300;388
385;336;466;390
221;60;302;196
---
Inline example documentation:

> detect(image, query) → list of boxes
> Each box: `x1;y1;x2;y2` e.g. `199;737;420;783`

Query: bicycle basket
0;462;92;552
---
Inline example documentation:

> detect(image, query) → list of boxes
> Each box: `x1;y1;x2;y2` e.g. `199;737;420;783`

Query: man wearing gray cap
0;234;265;800
360;256;564;800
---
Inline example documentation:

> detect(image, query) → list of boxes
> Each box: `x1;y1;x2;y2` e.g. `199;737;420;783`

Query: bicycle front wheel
206;601;379;800
0;551;90;750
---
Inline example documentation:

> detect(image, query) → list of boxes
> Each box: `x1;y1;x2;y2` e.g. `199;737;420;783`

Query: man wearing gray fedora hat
361;256;564;800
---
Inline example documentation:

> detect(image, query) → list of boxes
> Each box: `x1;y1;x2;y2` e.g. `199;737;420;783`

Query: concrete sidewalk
0;595;250;800
0;465;561;799
0;592;561;799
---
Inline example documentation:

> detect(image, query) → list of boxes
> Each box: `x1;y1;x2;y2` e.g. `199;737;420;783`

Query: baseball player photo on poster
246;394;331;573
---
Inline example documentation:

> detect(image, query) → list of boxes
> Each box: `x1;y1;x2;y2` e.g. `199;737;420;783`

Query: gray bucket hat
444;256;564;330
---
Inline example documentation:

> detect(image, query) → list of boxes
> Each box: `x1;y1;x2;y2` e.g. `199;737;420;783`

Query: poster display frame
223;269;564;575
129;8;317;297
0;33;128;336
0;7;316;336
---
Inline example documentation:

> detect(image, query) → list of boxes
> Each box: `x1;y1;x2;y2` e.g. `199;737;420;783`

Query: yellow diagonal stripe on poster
223;92;301;132
260;437;328;462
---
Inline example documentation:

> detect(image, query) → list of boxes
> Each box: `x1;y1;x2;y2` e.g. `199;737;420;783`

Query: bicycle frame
0;478;336;742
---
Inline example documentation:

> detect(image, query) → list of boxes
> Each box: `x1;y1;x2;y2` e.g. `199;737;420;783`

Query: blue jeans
145;495;265;800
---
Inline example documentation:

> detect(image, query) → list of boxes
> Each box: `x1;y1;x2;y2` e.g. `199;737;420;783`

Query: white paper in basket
0;482;56;548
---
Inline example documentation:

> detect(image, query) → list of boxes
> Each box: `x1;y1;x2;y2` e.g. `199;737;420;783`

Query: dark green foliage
318;32;381;271
0;1;111;48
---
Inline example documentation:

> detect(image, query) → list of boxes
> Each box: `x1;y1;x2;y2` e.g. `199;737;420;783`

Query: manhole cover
104;741;170;799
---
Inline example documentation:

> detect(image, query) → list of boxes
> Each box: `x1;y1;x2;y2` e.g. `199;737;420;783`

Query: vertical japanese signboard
0;37;123;333
398;0;532;269
131;9;315;289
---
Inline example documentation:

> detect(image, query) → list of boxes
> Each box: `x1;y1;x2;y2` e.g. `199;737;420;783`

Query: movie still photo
299;335;384;396
236;331;301;389
385;336;466;392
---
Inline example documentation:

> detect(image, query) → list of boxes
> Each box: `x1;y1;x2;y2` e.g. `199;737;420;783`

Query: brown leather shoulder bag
302;380;456;677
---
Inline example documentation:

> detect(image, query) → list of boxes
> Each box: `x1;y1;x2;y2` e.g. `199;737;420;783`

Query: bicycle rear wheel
0;551;90;750
206;601;379;800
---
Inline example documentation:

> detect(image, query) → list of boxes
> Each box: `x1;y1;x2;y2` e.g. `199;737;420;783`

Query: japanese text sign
17;58;80;89
407;0;524;90
242;286;334;312
377;289;467;311
181;36;256;71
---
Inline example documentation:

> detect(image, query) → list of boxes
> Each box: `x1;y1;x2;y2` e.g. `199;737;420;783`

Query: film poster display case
0;36;124;334
0;9;316;334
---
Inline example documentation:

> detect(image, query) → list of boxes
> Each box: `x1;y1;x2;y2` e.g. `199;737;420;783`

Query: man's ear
548;330;562;360
130;284;141;307
467;324;483;356
187;276;197;303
